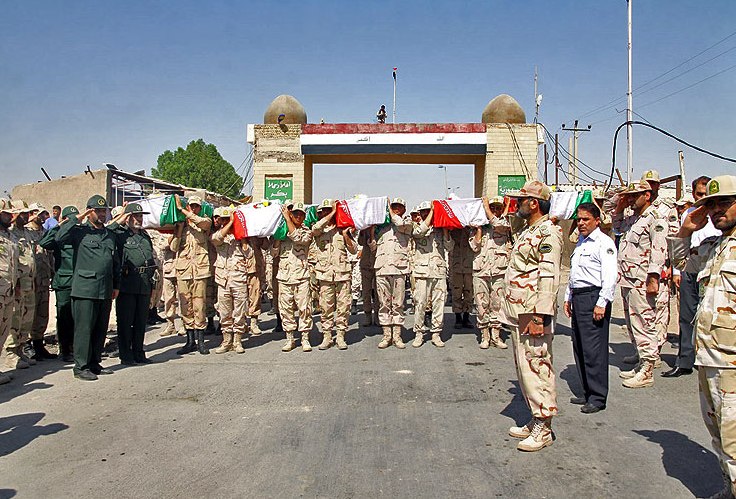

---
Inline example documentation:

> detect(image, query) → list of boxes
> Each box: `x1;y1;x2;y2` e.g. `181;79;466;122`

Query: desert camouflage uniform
205;239;218;322
358;230;377;319
670;224;736;495
243;237;268;323
308;238;319;314
469;216;511;330
27;221;53;340
0;227;18;357
148;231;166;310
211;230;250;338
450;228;474;314
277;226;313;334
5;224;37;354
157;232;180;331
653;198;680;344
371;213;413;326
349;240;361;302
501;215;563;419
171;213;212;330
613;205;668;362
411;221;453;336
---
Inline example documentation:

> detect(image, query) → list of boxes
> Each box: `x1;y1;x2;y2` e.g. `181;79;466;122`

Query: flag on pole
335;196;389;230
393;67;397;80
431;199;489;229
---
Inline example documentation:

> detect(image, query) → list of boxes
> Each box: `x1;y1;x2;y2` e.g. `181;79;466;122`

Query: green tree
152;139;243;198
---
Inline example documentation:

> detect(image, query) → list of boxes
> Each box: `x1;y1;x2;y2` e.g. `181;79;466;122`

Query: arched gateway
247;94;540;204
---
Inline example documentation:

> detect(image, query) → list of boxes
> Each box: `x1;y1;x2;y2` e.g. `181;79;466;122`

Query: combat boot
623;360;654;388
378;327;392;349
619;364;639;379
18;347;36;366
479;328;490;349
249;320;261;336
32;339;58;360
509;419;535;439
318;331;333;350
412;332;424;348
491;328;508;349
214;332;233;354
176;330;196;355
274;314;284;333
653;358;662;369
623;353;639;364
160;321;176;337
350;299;358;315
336;331;348;350
281;332;296;352
205;317;217;335
454;313;462;330
233;333;245;354
462;312;473;329
392;326;406;349
196;330;210;355
431;333;445;348
301;333;312;352
517;418;553;452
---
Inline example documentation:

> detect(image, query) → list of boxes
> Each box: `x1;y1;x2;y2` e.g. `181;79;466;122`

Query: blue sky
1;0;735;208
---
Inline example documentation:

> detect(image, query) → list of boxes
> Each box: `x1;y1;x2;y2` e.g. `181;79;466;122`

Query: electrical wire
539;123;610;178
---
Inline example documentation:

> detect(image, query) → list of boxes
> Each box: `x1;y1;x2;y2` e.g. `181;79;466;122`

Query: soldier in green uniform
38;205;79;363
110;203;156;365
55;195;121;381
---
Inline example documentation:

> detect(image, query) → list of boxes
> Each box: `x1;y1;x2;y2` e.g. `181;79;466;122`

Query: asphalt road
0;295;722;499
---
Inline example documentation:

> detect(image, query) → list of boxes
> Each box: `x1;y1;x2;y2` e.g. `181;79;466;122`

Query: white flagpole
392;67;397;124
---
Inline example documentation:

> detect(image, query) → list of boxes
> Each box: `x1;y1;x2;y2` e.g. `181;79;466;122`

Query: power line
637;62;736;110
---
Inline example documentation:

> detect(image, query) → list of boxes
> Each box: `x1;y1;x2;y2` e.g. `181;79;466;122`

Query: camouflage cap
0;198;16;214
694;175;736;207
87;195;110;209
674;194;695;206
110;206;124;218
28;203;48;214
319;198;334;210
219;206;233;218
124;203;149;215
417;200;432;211
640;170;661;183
291;202;306;213
488;196;505;206
61;206;79;218
409;205;419;214
390;197;406;207
625;180;653;194
592;188;607;200
11;199;31;213
187;195;203;206
515;180;552;201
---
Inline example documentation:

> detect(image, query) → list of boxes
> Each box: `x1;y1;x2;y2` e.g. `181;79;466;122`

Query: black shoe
581;403;605;414
120;360;137;366
74;370;98;381
61;353;75;363
32;340;58;360
135;357;153;364
197;330;210;355
661;367;693;378
454;313;462;330
148;308;165;325
570;396;586;405
92;367;114;375
177;330;197;355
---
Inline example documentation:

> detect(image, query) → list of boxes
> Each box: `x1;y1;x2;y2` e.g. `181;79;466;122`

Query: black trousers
571;287;612;408
71;298;112;374
116;292;151;362
55;289;74;356
676;272;699;369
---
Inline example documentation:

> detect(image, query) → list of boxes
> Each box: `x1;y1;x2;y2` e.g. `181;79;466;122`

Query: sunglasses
704;197;736;210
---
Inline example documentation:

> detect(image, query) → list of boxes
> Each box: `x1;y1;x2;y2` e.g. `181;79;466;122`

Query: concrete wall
482;123;539;195
251;124;305;203
11;169;111;211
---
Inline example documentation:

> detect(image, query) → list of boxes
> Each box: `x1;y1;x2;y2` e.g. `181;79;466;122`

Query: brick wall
251;125;305;202
483;123;539;195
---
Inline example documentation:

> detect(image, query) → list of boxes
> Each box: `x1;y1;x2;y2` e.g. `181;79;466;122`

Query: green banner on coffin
497;175;527;196
264;177;293;202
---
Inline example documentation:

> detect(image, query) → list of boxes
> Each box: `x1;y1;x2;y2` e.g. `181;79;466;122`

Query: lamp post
438;165;448;198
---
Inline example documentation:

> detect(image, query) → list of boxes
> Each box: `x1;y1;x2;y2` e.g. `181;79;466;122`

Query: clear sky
2;0;735;208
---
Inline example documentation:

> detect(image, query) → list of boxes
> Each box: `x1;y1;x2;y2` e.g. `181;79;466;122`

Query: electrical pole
562;120;591;186
626;0;634;184
534;66;539;122
678;150;686;194
554;133;560;186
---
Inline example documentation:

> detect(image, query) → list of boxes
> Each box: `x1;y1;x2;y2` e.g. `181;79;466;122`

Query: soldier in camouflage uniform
277;203;314;352
357;229;377;327
407;206;421;315
669;175;736;498
244;235;268;337
370;197;413;349
613;180;668;388
450;226;474;329
411;201;453;348
469;196;511;349
0;199;19;383
27;204;57;359
154;229;181;337
348;229;361;316
502;181;563;452
312;199;357;350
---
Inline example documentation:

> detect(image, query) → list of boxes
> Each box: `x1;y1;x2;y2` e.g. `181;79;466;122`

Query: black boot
350;299;358;315
147;307;165;325
205;317;216;335
462;312;474;329
454;313;463;330
274;314;284;333
32;339;58;360
197;330;210;355
176;330;197;355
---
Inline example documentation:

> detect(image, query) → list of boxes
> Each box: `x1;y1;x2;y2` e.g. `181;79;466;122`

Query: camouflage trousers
621;286;659;362
412;277;446;334
451;272;473;314
217;280;248;336
473;274;504;330
264;252;274;300
246;273;262;318
655;279;671;347
309;267;319;313
700;367;736;496
5;283;36;350
271;259;280;314
360;268;377;316
376;274;406;326
177;277;207;330
278;279;312;333
162;276;179;321
0;290;13;354
149;268;164;309
206;275;217;319
511;325;559;419
31;280;50;340
350;262;361;301
319;279;351;334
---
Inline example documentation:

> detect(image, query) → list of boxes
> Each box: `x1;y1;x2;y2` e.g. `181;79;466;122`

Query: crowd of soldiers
1;170;735;493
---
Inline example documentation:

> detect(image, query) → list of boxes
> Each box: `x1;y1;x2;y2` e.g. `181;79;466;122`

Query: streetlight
438;165;448;198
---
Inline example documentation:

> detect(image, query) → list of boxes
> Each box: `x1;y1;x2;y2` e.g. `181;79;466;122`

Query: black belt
571;285;601;295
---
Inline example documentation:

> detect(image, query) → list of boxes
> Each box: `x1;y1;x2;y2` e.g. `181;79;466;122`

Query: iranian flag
232;201;284;240
272;204;319;240
432;198;489;229
140;196;169;229
335;196;388;230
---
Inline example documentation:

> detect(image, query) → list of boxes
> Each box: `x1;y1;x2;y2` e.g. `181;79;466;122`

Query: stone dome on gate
263;94;307;124
481;94;526;124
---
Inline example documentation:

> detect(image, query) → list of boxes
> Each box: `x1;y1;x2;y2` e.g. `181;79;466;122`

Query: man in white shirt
564;202;618;413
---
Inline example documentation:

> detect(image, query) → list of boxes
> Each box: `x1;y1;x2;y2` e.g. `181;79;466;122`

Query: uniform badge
669;215;677;221
419;238;428;246
539;243;552;254
709;180;720;195
646;171;653;179
98;198;105;206
654;224;664;232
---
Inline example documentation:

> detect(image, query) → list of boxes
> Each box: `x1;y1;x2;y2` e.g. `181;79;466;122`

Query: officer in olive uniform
112;203;156;365
55;195;121;381
38;206;79;362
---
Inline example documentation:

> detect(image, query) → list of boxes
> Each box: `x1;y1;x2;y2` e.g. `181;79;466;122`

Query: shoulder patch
539;243;553;254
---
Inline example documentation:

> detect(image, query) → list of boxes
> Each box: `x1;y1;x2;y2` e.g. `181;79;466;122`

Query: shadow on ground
0;413;68;457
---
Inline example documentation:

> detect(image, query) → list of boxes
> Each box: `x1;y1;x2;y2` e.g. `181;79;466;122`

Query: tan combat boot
479;328;490;349
301;333;312;352
335;331;348;350
412;332;424;348
281;332;296;352
431;333;445;348
4;349;29;370
619;365;638;380
509;419;535;439
622;360;654;388
517;418;554;452
233;333;245;354
318;331;333;350
378;327;392;349
491;328;508;349
392;326;406;349
249;319;261;336
160;321;176;337
214;332;234;354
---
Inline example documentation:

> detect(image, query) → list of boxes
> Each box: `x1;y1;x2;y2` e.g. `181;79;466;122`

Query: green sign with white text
264;177;293;202
497;175;527;196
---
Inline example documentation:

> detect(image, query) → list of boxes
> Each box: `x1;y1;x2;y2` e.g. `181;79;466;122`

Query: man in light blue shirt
43;205;61;230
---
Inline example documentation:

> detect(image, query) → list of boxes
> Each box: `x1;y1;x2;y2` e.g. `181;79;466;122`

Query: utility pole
626;0;634;184
543;143;548;184
678;150;686;198
554;133;560;186
562;120;591;186
534;66;539;122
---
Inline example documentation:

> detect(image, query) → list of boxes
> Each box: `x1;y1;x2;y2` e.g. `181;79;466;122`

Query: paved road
0;297;722;498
